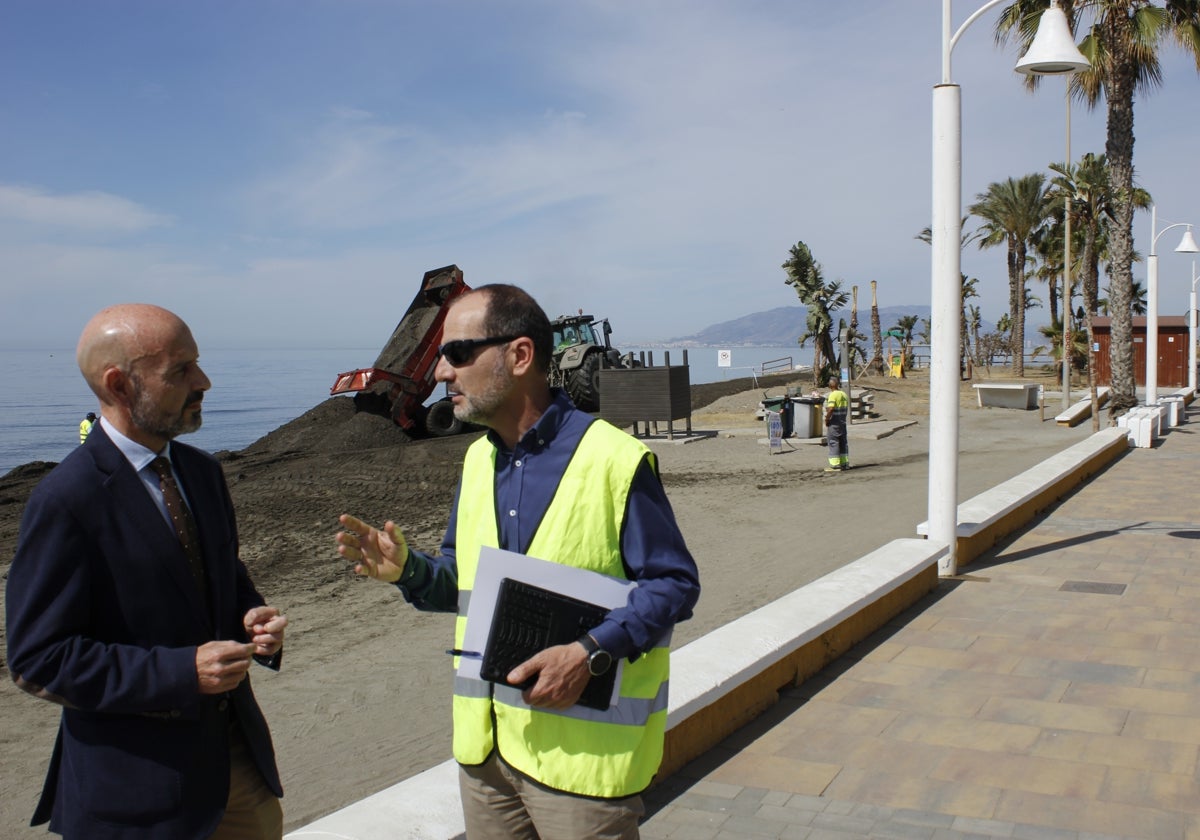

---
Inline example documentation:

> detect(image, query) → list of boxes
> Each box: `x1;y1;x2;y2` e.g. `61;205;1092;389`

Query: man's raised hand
336;514;408;583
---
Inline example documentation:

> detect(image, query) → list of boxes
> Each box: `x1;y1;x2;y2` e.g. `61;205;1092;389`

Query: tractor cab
552;316;607;352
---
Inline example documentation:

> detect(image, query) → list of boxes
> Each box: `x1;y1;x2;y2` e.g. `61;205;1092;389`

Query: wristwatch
577;633;613;677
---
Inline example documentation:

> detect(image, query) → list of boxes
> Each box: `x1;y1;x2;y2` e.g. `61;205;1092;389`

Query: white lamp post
1060;82;1075;412
931;0;1088;576
1189;260;1199;394
1145;207;1199;405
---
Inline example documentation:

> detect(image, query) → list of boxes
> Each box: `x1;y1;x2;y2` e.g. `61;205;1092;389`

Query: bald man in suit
6;304;287;839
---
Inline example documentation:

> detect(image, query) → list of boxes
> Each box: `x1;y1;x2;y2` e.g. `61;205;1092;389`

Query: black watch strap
577;633;600;655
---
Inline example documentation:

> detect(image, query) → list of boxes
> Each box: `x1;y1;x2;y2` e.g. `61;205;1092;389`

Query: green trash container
761;396;794;438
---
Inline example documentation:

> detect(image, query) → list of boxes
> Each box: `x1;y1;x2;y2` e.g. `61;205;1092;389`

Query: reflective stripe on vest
450;420;670;798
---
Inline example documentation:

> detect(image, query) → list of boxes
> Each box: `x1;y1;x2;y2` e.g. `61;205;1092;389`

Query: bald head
77;304;190;396
76;304;211;450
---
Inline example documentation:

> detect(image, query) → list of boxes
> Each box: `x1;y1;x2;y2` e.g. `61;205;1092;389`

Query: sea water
0;347;376;476
0;345;804;476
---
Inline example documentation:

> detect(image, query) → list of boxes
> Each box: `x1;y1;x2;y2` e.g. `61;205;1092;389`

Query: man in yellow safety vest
336;285;700;839
78;412;97;444
823;376;849;472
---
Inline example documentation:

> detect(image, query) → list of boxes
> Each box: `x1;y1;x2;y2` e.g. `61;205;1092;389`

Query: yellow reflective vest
451;420;670;798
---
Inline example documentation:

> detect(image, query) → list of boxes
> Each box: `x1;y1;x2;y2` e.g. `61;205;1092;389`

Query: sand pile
231;396;412;460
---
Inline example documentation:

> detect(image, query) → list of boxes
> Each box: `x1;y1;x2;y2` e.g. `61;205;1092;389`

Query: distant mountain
660;305;936;346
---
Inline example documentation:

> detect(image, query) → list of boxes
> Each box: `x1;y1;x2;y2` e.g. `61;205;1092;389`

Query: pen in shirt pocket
445;649;482;658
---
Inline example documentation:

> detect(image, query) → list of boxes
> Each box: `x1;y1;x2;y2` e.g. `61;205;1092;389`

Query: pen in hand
445;649;482;658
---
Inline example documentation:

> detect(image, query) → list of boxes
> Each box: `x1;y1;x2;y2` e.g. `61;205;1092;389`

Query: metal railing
759;356;794;375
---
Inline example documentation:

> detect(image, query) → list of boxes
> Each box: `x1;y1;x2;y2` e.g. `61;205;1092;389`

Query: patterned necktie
150;456;209;604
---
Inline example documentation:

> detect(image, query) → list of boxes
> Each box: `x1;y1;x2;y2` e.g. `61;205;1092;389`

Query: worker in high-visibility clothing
823;376;850;472
336;284;700;839
78;412;96;445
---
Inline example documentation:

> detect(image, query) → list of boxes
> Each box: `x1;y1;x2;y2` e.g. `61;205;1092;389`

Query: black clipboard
478;577;617;711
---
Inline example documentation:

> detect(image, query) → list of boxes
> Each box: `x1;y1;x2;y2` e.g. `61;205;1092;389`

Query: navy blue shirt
397;391;700;660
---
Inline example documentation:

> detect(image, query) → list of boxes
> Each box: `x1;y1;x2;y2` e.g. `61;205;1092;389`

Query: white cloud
0;184;172;234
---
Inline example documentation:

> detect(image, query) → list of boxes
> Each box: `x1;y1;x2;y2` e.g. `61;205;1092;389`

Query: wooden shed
1089;315;1190;388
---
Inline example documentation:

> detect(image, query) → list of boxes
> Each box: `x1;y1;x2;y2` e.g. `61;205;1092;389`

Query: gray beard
129;391;203;441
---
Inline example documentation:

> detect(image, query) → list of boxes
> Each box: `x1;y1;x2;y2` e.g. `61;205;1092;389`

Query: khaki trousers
459;753;643;840
209;724;283;840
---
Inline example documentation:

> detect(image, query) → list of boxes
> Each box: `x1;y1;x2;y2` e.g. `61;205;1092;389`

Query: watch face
588;649;613;676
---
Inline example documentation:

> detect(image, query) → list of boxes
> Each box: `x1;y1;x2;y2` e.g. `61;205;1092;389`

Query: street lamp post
1190;260;1200;394
931;0;1088;576
1145;207;1199;405
1061;81;1074;411
1056;80;1084;415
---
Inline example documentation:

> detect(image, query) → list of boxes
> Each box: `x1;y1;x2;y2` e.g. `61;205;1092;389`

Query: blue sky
2;1;1198;350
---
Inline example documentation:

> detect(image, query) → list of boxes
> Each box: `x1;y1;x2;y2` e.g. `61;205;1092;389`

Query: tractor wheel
424;400;464;437
567;353;603;412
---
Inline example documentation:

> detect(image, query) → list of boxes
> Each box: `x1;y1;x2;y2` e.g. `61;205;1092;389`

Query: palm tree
997;0;1200;413
969;174;1052;376
960;275;981;377
997;312;1013;336
967;304;984;365
1038;318;1089;380
1032;213;1063;326
868;280;884;375
893;315;921;368
1131;279;1147;315
797;282;850;383
782;241;848;383
1048;154;1152;425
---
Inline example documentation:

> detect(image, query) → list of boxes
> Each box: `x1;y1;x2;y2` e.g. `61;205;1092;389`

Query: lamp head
1015;1;1091;76
1175;226;1199;254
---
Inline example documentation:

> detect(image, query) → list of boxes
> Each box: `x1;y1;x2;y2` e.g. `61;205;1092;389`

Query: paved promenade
642;405;1200;839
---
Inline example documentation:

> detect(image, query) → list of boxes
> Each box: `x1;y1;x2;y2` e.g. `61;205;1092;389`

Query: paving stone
720;813;788;837
761;790;792;807
951;815;1017;836
755;804;816;826
809;810;877;835
1008;823;1080;839
869;821;940;840
672;792;752;817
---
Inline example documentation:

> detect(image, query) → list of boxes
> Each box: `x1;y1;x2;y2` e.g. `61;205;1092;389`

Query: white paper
457;546;636;707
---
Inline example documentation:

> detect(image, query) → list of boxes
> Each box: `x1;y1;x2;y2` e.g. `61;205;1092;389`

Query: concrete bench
285;539;943;840
1054;387;1110;427
916;427;1129;566
972;381;1040;409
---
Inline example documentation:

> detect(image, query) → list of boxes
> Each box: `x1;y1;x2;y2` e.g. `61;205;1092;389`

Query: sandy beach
0;367;1100;834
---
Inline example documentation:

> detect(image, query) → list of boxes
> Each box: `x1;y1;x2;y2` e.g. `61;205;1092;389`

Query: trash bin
761;396;794;438
792;397;822;439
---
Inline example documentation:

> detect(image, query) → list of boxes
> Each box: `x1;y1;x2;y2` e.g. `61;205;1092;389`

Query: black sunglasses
438;335;522;367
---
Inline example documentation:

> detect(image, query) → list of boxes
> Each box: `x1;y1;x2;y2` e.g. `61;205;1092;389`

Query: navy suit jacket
5;425;282;839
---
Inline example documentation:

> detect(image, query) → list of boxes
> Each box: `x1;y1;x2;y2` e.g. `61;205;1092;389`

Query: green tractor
548;314;639;412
